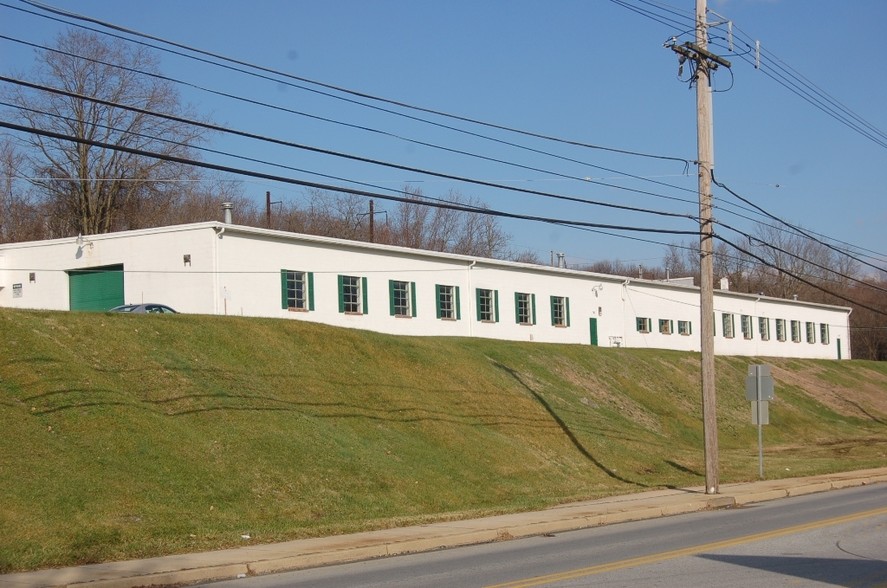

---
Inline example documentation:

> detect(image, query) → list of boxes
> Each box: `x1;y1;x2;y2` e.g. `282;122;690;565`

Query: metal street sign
745;364;774;401
751;400;769;425
746;364;776;480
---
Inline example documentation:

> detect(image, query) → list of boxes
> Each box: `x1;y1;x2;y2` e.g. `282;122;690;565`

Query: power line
7;1;881;274
719;20;886;144
711;172;887;274
8;0;695;166
0;33;701;207
712;218;887;295
5;0;884;303
1;75;700;225
0;118;702;240
714;234;887;318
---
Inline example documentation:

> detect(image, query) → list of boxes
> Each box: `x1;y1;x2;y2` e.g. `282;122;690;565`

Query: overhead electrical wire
722;43;887;150
0;75;700;225
711;172;887;273
0;29;849;259
8;0;694;166
617;0;886;150
4;0;883;301
0;119;703;240
726;22;887;148
0;33;702;208
712;218;887;295
6;0;878;266
605;0;693;32
714;233;887;318
605;1;887;270
15;91;877;298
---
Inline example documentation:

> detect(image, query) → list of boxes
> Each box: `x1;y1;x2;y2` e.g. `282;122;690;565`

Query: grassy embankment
1;308;885;572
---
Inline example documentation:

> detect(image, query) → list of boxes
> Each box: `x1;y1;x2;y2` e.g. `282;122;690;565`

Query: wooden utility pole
672;0;729;495
696;0;719;495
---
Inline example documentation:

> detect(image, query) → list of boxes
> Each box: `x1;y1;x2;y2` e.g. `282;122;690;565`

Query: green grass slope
1;309;885;572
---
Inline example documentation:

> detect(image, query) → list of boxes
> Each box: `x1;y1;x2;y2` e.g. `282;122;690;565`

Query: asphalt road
201;484;887;588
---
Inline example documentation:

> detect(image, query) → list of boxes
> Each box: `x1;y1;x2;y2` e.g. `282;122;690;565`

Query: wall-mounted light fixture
183;254;191;267
29;272;36;283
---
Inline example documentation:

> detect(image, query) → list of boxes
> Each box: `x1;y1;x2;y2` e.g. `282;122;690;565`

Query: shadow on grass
23;378;567;432
490;360;646;488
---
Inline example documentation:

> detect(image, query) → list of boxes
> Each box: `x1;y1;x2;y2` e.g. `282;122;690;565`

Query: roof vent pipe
222;202;233;224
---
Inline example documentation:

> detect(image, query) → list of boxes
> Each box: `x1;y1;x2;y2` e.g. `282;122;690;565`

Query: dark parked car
109;303;178;314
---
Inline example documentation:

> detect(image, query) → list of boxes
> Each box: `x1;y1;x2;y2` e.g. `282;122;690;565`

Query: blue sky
2;0;885;271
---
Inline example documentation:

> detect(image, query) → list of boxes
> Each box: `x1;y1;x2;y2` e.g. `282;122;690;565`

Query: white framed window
636;317;651;333
722;313;735;338
389;280;416;318
550;296;570;327
659;319;673;335
776;319;786;342
759;317;770;341
476;288;499;322
806;321;816;343
435;285;460;320
281;270;314;311
741;315;753;340
338;275;367;314
820;323;830;345
678;320;692;335
791;320;801;343
514;292;536;325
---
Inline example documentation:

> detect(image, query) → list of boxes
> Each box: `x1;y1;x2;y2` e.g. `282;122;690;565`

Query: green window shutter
362;277;369;314
531;294;536;325
435;284;442;319
337;275;345;313
389;280;396;316
689;321;692;335
713;313;716;337
455;286;461;320
476;288;482;321
550;296;556;326
307;272;315;311
410;282;417;317
566;297;571;327
514;292;521;324
280;270;288;309
494;290;499;323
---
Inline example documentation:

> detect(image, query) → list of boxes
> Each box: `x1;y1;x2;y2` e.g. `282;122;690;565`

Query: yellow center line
486;506;887;588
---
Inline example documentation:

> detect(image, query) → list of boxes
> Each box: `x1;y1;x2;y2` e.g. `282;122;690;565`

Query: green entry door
68;264;125;311
589;317;599;346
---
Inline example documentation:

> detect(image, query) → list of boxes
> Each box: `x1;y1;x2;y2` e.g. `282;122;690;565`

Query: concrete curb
3;468;884;588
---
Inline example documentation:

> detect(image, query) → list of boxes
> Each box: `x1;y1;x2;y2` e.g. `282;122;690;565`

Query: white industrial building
0;221;851;360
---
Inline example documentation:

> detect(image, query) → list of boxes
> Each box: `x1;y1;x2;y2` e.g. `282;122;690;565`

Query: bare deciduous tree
4;29;208;236
383;188;510;258
0;140;46;243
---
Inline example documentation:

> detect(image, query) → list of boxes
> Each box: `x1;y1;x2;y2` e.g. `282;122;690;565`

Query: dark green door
68;264;125;311
589;317;599;346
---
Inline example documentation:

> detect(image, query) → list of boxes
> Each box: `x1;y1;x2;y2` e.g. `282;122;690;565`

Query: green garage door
68;264;125;311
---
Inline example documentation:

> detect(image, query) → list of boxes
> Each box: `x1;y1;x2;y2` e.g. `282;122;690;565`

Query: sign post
745;365;774;479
